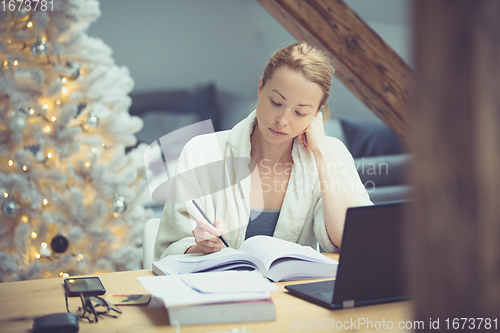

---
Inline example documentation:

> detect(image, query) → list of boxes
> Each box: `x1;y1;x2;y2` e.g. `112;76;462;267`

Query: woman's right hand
186;218;225;254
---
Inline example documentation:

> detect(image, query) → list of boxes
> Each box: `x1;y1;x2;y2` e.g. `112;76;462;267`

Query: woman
154;42;371;260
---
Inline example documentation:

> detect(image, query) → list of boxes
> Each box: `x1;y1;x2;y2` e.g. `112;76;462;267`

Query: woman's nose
275;110;289;126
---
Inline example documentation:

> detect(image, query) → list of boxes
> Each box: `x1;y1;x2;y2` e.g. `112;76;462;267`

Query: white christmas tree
0;0;153;281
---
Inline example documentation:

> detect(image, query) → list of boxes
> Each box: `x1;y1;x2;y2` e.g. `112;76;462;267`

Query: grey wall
88;0;411;130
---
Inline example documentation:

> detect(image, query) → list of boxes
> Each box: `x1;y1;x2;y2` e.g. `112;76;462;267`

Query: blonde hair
262;42;334;121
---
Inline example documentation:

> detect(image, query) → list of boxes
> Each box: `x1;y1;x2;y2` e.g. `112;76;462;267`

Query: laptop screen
332;202;409;306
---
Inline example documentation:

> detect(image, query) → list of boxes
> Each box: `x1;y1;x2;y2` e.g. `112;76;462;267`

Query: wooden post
256;0;414;143
408;0;500;329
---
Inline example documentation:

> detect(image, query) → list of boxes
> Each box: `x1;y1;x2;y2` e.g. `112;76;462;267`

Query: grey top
245;209;281;240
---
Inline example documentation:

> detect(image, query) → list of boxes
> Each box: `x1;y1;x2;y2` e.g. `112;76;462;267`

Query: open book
153;235;338;282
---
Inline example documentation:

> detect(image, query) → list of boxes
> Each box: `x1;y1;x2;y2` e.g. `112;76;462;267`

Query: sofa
129;83;411;208
327;116;412;204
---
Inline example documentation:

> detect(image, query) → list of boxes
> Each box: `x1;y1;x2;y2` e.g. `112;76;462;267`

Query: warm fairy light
41;242;48;248
61;77;67;83
44;126;51;132
43;104;49;110
22;215;29;223
31;232;37;239
102;142;106;147
13;60;18;66
27;21;33;28
51;116;56;122
61;87;67;94
76;254;84;261
29;108;35;115
47;153;53;158
91;147;97;153
35;253;41;259
22;165;28;172
56;99;61;105
85;161;91;168
60;272;69;277
43;199;48;205
8;160;14;166
3;192;9;198
113;213;119;218
3;60;7;66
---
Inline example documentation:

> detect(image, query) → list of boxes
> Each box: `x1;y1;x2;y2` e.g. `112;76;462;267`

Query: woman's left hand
298;111;327;154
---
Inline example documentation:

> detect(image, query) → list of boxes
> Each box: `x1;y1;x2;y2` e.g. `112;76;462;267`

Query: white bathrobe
154;111;372;260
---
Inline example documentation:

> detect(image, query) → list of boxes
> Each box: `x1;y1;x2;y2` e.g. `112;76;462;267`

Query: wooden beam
408;0;500;326
256;0;414;143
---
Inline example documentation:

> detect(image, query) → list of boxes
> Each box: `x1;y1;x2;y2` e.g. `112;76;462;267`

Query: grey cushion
340;117;407;158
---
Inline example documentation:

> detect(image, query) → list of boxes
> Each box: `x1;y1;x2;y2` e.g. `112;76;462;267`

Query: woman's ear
257;77;264;100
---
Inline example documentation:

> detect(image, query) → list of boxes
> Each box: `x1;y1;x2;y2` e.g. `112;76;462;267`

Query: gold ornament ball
64;60;80;81
31;39;48;57
111;196;127;216
1;199;20;217
8;115;27;133
81;113;99;133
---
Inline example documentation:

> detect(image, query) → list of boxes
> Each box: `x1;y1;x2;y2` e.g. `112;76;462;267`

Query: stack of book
138;271;276;325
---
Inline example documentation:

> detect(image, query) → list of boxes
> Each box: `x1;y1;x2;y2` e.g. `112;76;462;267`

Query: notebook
285;201;409;310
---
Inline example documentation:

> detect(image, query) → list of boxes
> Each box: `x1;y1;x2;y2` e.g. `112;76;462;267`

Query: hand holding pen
188;200;229;254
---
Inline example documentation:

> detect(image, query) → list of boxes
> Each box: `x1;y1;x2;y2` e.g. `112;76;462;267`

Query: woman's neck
250;123;293;166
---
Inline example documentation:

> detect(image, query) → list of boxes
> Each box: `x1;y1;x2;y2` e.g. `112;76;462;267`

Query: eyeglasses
65;291;122;323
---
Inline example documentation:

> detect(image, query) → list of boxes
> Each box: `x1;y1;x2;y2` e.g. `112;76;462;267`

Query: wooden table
0;254;413;332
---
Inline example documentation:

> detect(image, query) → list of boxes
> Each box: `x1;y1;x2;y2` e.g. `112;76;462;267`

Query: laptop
285;201;409;309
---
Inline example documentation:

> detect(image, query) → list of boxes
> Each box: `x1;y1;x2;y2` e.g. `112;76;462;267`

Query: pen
191;200;229;248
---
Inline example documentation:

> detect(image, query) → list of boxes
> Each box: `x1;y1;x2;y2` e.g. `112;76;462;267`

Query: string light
13;60;18;66
41;242;48;248
43;104;49;110
61;87;67;94
51;116;56;122
3;60;8;66
44;126;51;132
31;232;37;239
27;21;33;28
35;253;41;259
8;160;14;166
61;77;67;83
47;153;53;158
85;161;91;168
60;272;69;277
21;215;29;223
91;147;97;153
3;192;9;198
42;199;48;205
22;165;28;172
55;100;61;105
29;108;35;115
76;254;84;261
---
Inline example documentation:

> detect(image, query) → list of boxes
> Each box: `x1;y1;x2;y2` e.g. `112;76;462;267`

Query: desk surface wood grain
0;253;413;332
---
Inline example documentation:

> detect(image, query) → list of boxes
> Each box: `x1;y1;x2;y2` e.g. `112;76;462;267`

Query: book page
154;247;267;275
238;236;332;270
181;271;277;294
